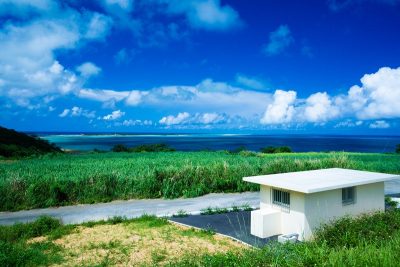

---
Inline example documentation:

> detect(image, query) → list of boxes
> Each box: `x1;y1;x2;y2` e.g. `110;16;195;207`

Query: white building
243;168;400;241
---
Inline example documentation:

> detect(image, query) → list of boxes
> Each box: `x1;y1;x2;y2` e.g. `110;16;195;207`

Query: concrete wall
255;182;385;241
259;185;307;240
303;182;385;240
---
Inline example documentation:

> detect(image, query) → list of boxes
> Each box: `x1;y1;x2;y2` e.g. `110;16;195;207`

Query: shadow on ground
169;211;276;247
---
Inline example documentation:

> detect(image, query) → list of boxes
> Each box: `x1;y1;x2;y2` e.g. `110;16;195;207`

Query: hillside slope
0;126;61;158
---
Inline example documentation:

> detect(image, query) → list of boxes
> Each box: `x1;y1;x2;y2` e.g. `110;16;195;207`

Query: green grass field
0;151;399;211
2;210;400;266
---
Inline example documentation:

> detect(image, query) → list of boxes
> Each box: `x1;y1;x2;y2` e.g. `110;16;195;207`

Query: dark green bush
111;143;175;152
261;146;292;153
396;144;400;154
129;143;176;152
111;144;129;152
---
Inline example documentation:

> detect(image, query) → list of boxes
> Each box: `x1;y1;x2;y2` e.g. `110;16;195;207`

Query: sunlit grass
0;151;399;211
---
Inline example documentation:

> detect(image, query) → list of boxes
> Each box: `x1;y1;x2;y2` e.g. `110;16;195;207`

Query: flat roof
243;168;400;194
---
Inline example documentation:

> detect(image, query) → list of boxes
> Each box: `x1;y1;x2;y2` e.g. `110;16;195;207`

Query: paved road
1;179;399;226
0;192;260;225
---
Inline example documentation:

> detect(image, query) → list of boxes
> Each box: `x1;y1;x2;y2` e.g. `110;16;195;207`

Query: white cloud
76;62;102;77
78;88;130;102
235;74;265;90
163;0;241;31
58;106;95;118
159;112;190;125
122;119;153;126
102;0;134;12
334;120;363;128
103;110;125;120
369;120;390;129
59;108;70;117
125;90;144;106
78;78;271;118
159;112;229;126
304;92;339;122
260;90;296;124
198;112;226;124
347;67;400;120
0;2;113;108
263;25;294;56
84;12;113;40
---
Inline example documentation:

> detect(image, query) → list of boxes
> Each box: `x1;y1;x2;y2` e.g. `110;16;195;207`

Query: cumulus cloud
263;25;294;56
76;62;102;77
304;92;339;122
76;62;101;78
260;90;296;124
347;67;400;120
103;110;125;120
369;120;390;129
0;2;113;109
260;66;400;126
159;112;190;125
235;74;265;90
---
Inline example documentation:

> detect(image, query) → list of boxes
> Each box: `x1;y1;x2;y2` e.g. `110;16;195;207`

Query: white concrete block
250;209;281;238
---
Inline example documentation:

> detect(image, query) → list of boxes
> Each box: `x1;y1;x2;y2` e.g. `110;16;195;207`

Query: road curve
0;192;260;225
1;179;399;226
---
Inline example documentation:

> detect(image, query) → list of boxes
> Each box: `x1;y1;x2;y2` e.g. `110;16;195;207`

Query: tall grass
0;152;399;211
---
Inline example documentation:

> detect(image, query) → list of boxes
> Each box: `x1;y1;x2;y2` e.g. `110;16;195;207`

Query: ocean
38;133;400;153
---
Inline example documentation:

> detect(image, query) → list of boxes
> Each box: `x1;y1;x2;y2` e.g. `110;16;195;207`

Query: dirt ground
29;217;244;266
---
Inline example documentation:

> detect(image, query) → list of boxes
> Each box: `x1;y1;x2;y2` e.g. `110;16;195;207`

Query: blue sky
0;0;400;134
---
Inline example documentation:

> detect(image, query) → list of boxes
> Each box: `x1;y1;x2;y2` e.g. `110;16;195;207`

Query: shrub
261;146;292;153
111;144;129;152
129;143;175;152
396;144;400;154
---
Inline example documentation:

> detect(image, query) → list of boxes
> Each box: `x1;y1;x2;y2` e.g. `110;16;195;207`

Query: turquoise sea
37;133;400;153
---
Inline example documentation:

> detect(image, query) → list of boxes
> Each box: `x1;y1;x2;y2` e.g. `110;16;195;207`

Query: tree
396;144;400;154
111;144;129;152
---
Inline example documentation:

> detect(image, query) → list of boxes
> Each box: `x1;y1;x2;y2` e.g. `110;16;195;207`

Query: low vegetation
112;143;176;152
0;215;242;267
261;146;292;154
0;126;61;158
2;210;400;266
0;151;399;211
171;210;400;266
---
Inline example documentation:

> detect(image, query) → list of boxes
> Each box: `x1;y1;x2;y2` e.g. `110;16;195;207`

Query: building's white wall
303;182;385;240
255;182;385;241
260;185;271;209
280;190;306;240
259;185;307;240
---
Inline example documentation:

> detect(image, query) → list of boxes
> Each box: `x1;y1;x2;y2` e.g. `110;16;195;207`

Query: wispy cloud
369;120;390;129
235;74;265;90
263;25;294;56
